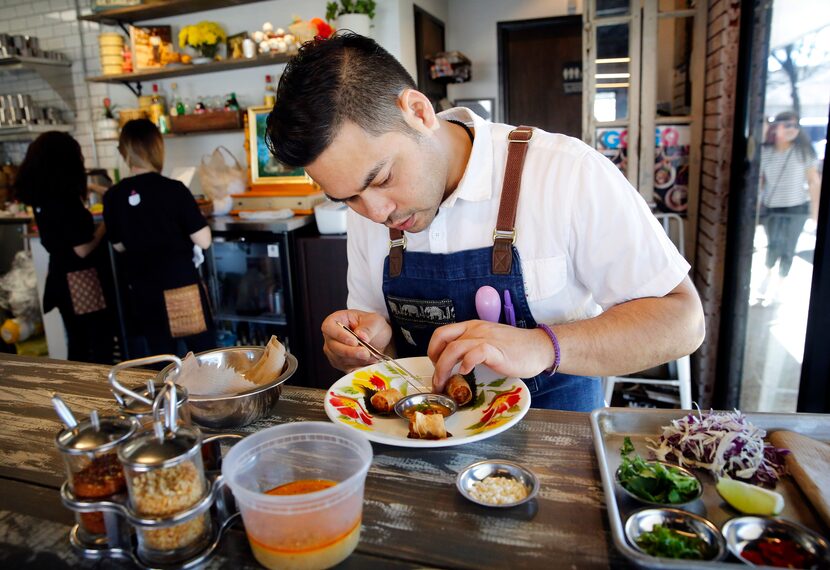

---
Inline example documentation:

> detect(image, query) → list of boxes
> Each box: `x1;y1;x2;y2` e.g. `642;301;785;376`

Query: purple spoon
475;286;502;323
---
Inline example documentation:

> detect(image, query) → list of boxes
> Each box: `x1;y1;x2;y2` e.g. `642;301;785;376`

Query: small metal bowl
615;461;703;507
158;346;298;429
456;460;540;508
625;507;726;561
393;392;458;420
722;516;830;567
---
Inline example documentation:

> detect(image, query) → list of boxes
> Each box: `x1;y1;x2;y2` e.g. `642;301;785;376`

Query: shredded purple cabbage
647;409;789;486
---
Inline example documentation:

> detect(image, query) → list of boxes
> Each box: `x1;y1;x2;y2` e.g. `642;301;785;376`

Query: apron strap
388;228;406;277
386;125;534;278
493;126;533;274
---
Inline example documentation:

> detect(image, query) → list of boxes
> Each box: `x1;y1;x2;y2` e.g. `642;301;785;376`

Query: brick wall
693;0;742;407
0;0;120;169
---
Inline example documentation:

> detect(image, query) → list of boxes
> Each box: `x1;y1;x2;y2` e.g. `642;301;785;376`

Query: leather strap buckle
389;235;407;250
508;127;534;143
493;229;517;244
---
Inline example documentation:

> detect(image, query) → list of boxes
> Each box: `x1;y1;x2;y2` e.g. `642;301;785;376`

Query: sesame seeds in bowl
456;460;539;508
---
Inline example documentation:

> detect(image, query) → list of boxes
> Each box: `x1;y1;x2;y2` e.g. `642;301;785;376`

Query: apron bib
381;125;602;412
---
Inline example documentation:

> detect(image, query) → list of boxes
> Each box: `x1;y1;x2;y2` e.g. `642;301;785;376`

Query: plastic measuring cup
222;422;372;570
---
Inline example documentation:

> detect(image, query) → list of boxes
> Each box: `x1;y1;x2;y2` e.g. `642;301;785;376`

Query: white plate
323;357;530;448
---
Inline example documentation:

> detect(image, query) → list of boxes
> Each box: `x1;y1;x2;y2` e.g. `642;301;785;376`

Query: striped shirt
760;146;817;208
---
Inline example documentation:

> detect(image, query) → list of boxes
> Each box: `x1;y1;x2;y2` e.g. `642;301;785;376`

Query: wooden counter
0;353;629;568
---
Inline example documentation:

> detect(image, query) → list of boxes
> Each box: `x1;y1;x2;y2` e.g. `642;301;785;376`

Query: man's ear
398;89;439;134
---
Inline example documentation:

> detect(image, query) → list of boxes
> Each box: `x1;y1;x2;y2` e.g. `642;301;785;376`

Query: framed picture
129;25;173;70
247;106;313;186
454;98;496;122
227;32;247;60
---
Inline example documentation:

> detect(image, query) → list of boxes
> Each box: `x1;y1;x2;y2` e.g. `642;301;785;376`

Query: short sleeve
568;150;691;309
173;182;207;235
346;209;387;315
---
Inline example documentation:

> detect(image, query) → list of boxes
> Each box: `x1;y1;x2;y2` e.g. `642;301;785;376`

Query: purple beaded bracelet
537;323;561;375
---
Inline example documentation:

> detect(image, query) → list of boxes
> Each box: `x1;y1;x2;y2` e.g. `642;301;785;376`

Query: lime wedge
716;477;784;515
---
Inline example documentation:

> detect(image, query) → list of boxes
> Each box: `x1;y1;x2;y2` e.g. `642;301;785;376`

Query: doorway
722;0;830;413
414;5;447;109
498;16;583;137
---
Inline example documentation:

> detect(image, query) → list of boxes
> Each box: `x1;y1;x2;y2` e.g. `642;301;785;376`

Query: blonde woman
103;119;214;356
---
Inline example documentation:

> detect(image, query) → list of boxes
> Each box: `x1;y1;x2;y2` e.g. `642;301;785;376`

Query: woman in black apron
15;132;116;363
103;119;214;357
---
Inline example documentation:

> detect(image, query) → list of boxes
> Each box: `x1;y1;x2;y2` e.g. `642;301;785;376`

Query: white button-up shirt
346;108;690;325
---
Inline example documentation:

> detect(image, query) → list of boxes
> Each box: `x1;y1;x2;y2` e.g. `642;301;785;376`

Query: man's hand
428;320;555;393
322;309;393;372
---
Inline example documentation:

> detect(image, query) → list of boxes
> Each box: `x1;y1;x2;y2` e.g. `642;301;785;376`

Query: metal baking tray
591;407;830;569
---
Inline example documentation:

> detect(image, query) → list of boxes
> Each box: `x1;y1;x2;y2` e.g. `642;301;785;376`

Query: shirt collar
437;107;494;208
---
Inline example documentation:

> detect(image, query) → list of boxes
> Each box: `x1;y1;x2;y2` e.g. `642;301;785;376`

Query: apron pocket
163;284;207;338
66;268;107;315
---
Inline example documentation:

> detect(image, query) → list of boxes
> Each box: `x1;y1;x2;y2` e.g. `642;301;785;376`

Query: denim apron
380;125;603;412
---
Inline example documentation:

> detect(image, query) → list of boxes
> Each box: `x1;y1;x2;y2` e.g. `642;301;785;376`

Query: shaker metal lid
119;383;188;416
117;425;201;469
55;415;137;455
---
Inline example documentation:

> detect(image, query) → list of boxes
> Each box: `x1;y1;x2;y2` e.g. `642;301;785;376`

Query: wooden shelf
87;53;289;86
78;0;267;25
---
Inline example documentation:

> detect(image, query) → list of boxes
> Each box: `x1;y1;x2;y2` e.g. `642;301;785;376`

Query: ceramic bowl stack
98;33;124;75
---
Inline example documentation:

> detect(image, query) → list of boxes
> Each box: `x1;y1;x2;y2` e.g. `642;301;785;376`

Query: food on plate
408;410;450;440
400;400;454;421
647;409;789;486
618;437;701;504
367;388;403;415
245;335;287;385
740;535;817;568
715;477;784;515
469;475;528;505
265;480;337;496
635;523;707;560
445;371;477;406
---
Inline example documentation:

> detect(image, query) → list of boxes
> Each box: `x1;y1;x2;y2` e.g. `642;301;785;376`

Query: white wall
445;0;581;116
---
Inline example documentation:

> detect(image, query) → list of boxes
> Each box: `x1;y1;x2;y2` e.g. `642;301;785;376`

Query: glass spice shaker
118;382;211;565
53;396;137;544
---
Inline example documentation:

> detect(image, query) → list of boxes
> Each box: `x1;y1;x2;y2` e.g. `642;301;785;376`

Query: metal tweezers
336;321;426;393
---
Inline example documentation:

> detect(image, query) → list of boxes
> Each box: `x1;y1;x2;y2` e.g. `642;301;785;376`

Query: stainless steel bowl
615;461;703;507
456;460;540;508
394;392;458;420
158;347;298;429
625;507;726;561
722;516;830;567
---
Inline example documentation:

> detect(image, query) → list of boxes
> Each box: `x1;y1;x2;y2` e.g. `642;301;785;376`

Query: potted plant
95;98;120;141
179;21;227;63
326;0;376;37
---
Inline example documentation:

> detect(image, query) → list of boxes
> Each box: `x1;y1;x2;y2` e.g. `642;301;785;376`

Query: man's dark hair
266;33;417;168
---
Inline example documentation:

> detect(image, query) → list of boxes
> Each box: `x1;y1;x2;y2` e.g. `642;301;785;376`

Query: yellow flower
178;21;226;49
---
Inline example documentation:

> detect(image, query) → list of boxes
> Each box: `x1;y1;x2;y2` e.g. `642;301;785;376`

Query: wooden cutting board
769;430;830;529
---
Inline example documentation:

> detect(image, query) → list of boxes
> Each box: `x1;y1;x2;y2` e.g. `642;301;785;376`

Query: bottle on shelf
169;82;185;116
149;83;170;133
225;92;240;111
264;74;276;106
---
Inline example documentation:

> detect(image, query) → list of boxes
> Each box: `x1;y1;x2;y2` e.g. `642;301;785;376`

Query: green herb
619;437;700;504
636;524;707;559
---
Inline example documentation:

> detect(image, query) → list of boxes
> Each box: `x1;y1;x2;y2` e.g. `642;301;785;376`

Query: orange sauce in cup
265;480;336;496
248;479;361;570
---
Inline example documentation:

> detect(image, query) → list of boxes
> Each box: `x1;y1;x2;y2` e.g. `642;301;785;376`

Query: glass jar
55;415;137;542
118;425;211;565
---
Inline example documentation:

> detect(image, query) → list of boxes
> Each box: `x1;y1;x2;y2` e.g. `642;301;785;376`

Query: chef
266;34;705;411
